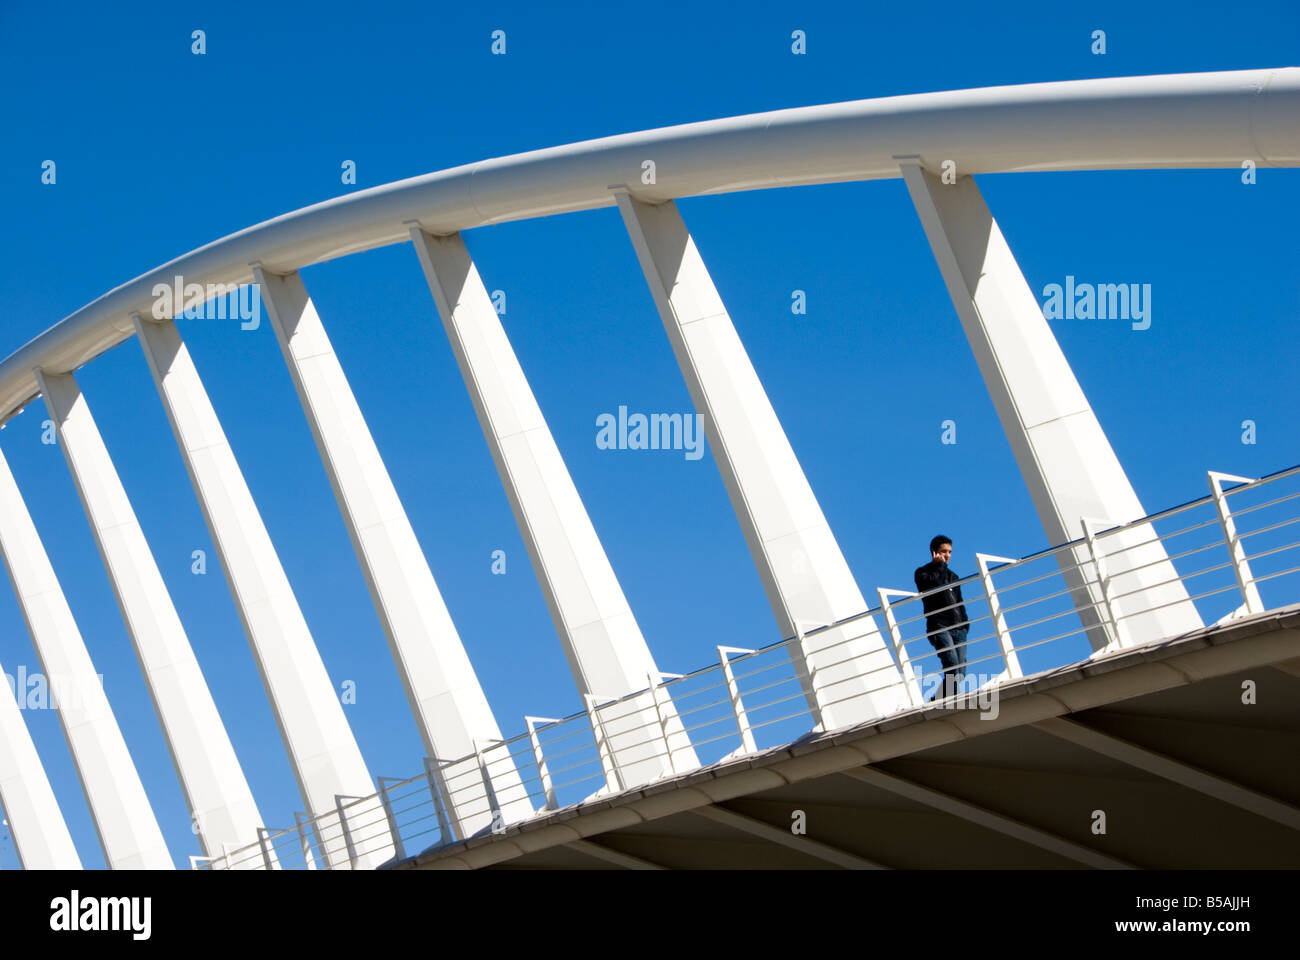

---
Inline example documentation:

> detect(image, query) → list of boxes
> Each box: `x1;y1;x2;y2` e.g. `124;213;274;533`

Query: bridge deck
392;606;1300;869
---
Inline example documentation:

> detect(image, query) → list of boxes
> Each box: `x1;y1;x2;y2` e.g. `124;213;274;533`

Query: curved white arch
3;66;1297;422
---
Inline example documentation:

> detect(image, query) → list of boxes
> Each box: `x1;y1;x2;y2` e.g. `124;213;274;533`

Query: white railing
198;463;1300;870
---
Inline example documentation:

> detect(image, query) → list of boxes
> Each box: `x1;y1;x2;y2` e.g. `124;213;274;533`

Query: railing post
422;757;456;844
256;827;276;871
525;717;563;811
1081;518;1125;649
877;590;923;706
473;740;505;834
335;795;359;869
376;778;406;861
717;647;759;754
647;672;672;773
976;554;1023;680
295;811;318;870
647;672;684;775
584;695;626;794
1209;471;1265;615
787;622;826;731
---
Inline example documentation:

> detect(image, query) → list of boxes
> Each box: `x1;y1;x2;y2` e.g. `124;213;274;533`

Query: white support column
899;162;1203;649
0;655;82;869
0;446;172;869
614;192;908;730
132;315;390;869
253;266;531;832
37;369;266;863
410;226;698;789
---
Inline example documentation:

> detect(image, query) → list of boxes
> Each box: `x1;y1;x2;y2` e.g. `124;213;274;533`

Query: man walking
914;535;969;701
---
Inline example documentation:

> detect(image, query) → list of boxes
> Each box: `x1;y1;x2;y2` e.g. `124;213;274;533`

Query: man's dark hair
929;535;952;555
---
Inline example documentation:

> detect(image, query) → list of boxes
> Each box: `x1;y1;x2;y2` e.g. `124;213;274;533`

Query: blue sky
0;0;1297;868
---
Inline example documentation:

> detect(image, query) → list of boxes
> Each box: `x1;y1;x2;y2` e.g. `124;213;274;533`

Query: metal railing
197;463;1300;869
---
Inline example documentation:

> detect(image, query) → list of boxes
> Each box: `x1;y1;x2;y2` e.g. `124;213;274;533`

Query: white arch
2;68;1295;419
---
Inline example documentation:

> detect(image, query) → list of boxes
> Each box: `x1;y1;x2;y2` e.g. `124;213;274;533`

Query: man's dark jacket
913;560;969;631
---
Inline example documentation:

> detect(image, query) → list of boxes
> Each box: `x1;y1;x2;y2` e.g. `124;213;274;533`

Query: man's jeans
928;626;968;700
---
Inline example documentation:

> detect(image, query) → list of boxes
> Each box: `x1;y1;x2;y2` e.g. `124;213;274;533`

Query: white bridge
1;68;1297;870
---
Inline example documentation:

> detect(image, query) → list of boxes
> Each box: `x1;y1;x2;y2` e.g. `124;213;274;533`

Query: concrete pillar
410;227;698;788
614;192;909;730
254;266;532;831
132;315;390;868
899;162;1203;649
37;369;266;862
0;445;172;869
0;654;82;868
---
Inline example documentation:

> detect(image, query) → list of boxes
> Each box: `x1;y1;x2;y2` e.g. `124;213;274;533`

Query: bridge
0;68;1296;870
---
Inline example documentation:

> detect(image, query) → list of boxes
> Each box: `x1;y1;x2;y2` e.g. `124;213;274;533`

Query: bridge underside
393;607;1300;869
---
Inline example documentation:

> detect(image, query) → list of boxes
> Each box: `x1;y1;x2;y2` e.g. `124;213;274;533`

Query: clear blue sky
0;0;1296;868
